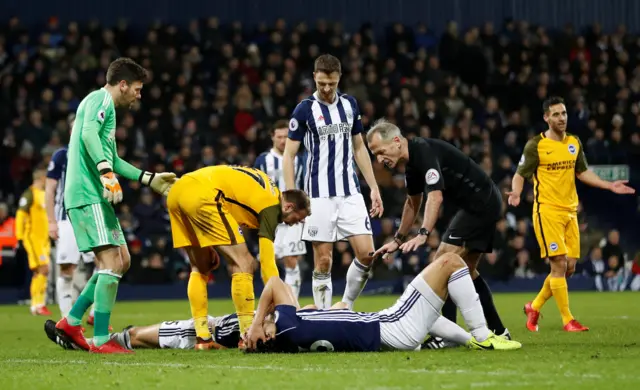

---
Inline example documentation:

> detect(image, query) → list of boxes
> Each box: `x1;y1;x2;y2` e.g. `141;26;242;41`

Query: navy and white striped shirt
213;313;241;348
274;305;381;352
254;149;305;191
46;147;68;221
288;92;363;198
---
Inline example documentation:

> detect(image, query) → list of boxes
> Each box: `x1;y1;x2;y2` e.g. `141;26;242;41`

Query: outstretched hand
609;180;635;195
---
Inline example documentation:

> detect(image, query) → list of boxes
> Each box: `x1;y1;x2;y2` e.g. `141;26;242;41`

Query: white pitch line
0;358;607;381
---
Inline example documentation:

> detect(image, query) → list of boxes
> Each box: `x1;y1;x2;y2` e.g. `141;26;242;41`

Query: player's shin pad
232;273;255;335
188;271;211;340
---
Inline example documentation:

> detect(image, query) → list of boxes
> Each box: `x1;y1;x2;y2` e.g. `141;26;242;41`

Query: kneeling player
167;166;310;349
246;253;523;352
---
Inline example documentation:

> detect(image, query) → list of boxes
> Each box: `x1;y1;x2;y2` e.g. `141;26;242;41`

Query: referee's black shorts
441;185;502;253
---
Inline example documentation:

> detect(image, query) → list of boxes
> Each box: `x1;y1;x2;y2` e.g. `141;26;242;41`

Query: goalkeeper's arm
112;156;177;196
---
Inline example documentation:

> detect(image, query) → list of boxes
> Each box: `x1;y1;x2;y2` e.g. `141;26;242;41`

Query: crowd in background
0;16;639;288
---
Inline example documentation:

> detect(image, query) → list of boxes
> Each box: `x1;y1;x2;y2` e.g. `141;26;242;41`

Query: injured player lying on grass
44;303;335;351
44;314;243;351
245;252;523;353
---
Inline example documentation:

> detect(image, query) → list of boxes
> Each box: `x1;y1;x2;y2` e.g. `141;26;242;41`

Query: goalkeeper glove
139;171;177;196
97;161;123;204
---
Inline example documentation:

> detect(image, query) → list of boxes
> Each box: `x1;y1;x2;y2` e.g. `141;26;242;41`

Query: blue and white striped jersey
213;313;241;348
46;147;68;221
274;305;381;352
254;149;305;191
288;92;363;198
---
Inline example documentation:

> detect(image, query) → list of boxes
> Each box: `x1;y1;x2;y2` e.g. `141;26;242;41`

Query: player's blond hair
366;118;403;143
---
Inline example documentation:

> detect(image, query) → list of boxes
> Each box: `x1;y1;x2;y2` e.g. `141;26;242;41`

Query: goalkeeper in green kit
55;58;177;354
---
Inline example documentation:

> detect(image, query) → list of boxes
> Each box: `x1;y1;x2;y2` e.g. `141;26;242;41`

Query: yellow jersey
15;186;49;247
517;132;588;212
185;165;282;240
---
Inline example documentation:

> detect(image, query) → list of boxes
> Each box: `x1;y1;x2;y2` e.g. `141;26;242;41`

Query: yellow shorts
167;176;245;248
24;239;50;270
533;207;580;259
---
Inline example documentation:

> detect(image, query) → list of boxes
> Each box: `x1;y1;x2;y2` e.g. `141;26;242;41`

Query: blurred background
1;0;639;303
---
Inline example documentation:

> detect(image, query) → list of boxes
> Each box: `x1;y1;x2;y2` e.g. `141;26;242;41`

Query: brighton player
283;54;383;310
246;252;522;352
166;165;310;349
255;119;306;298
45;314;240;351
45;113;96;318
54;58;177;353
510;97;635;331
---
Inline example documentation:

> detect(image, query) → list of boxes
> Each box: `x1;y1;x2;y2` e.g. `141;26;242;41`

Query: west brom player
246;253;522;353
45;114;96;318
283;54;383;310
368;119;511;341
255;119;306;298
45;313;241;351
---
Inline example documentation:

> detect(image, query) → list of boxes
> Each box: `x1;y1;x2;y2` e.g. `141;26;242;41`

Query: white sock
312;271;332;309
56;275;75;317
447;267;491;342
284;264;302;299
342;258;370;309
429;316;473;346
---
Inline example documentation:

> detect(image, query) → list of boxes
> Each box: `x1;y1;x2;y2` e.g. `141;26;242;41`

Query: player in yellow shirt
508;97;635;332
167;165;310;349
16;167;52;316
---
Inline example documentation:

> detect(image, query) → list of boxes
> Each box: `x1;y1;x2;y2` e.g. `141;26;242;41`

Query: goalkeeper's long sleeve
113;156;143;182
80;122;108;166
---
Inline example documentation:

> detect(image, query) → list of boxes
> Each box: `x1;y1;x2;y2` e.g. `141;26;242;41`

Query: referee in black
368;119;510;344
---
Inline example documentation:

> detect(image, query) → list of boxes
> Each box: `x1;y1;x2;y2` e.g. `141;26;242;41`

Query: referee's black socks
442;275;506;335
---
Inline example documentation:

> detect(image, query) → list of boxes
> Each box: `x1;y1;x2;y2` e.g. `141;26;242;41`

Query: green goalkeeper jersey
65;88;142;209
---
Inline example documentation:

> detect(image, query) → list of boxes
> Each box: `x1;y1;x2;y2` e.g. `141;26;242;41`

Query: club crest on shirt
48;160;55;171
97;109;105;123
289;118;299;131
425;169;440;185
112;229;120;241
307;226;318;237
568;144;576;155
550;242;558;251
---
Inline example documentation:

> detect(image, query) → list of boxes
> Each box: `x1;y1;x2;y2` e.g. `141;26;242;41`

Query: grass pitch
1;292;639;389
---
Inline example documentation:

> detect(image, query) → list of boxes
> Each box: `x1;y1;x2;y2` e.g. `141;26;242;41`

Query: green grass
1;292;639;389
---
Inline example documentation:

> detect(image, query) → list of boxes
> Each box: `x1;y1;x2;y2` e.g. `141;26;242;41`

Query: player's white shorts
56;219;94;265
301;194;371;242
378;276;443;351
274;223;307;258
158;317;215;350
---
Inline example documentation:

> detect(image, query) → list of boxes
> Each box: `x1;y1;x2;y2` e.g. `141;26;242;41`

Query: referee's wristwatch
418;228;430;238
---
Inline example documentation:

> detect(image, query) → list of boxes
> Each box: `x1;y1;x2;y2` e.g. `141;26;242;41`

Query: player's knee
314;254;332;273
119;248;132;273
283;256;299;269
437;252;466;273
549;255;568;276
59;263;76;276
